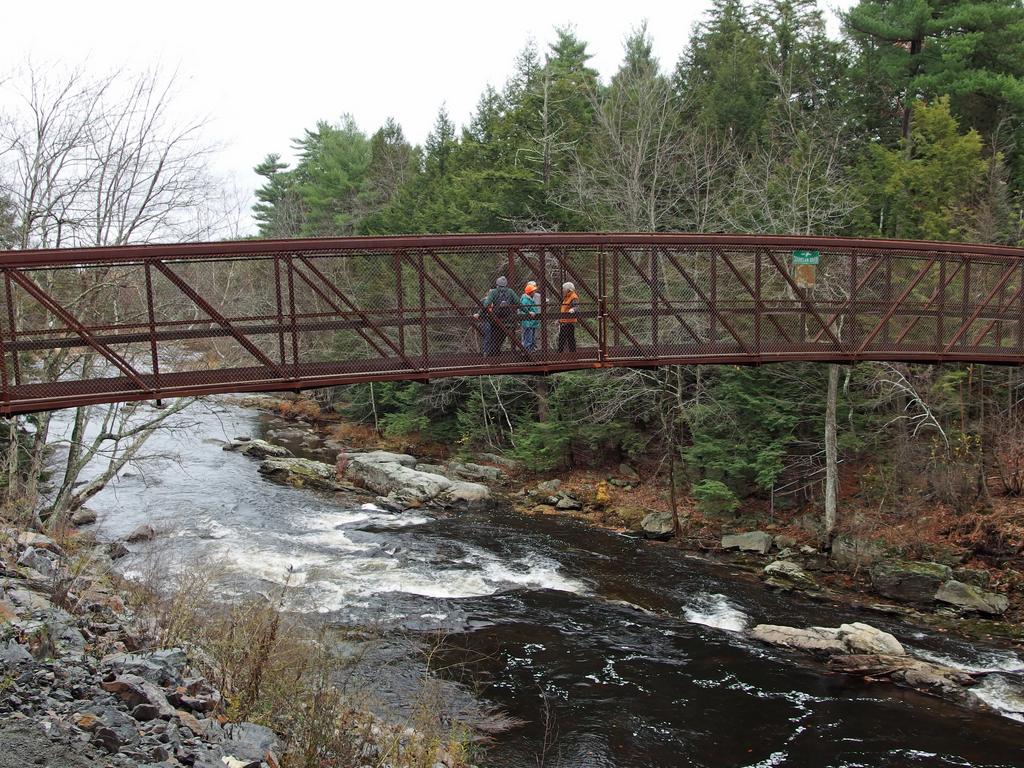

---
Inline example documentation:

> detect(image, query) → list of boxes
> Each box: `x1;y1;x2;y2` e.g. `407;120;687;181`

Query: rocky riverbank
0;516;485;768
0;527;283;768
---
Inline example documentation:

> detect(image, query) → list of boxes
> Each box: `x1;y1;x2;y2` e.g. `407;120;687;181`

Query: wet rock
935;580;1008;615
258;457;344;491
126;524;157;543
763;560;817;591
721;531;772;554
828;654;979;704
750;622;904;657
640;511;674;538
870;560;951;603
372;496;406;514
224;438;293;459
70;508;97;526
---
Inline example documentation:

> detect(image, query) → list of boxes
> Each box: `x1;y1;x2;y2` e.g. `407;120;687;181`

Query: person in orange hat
519;281;540;352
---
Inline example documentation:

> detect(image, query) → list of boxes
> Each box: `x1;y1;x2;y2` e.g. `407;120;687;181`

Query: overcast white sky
3;0;853;229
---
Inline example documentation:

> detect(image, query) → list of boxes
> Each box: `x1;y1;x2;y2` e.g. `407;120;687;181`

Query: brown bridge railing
1;233;1022;415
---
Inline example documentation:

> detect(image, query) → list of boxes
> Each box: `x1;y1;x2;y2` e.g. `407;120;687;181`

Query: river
63;400;1024;767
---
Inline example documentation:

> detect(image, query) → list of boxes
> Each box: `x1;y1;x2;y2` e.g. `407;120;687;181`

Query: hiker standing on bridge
558;282;578;353
520;281;540;352
475;276;517;356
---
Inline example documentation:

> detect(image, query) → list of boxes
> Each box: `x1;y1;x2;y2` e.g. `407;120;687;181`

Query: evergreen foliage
251;3;1024;518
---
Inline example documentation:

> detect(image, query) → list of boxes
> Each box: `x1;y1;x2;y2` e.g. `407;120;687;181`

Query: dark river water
64;401;1024;768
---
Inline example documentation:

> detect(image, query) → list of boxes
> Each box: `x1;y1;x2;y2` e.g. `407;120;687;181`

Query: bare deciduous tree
0;63;235;525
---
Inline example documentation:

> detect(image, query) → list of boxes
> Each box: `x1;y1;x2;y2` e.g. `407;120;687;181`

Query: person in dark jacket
475;276;517;355
558;281;578;353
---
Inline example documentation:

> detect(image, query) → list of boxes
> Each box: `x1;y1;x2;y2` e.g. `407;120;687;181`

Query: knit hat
524;281;537;295
562;282;575;293
496;276;508;287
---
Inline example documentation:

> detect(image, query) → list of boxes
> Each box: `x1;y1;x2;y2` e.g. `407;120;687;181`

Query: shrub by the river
692;479;740;519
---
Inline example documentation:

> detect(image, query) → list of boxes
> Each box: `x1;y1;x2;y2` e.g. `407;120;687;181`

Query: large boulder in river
721;531;773;554
223;438;292;459
935;580;1008;615
258;457;344;491
344;452;489;508
870;560;951;603
750;622;904;657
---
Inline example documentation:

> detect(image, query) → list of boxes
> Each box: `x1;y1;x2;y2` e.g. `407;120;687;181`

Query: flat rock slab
935;579;1008;615
722;531;773;554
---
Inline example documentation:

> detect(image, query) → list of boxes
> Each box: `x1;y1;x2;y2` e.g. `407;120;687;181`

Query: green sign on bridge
792;250;820;265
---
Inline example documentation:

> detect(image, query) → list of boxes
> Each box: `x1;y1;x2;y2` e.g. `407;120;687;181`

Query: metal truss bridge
1;233;1022;415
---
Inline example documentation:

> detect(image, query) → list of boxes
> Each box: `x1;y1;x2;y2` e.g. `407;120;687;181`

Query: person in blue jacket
519;281;540;352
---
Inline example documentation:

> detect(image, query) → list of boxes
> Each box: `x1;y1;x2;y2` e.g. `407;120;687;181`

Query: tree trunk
824;363;840;545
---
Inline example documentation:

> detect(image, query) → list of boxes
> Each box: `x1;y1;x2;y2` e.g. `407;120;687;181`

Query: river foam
682;592;749;632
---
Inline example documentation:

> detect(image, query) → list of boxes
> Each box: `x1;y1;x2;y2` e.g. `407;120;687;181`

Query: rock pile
0;529;281;768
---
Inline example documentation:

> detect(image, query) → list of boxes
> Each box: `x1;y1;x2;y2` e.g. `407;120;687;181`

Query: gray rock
618;462;640;480
16;531;64;556
721;531;773;554
831;535;886;570
126;524;157;543
554;495;583;511
749;624;846;655
258;457;343;491
70;508;97;526
107;541;130;560
0;639;33;665
344;452;489;507
218;722;279;762
17;547;57;577
773;534;797;550
447;461;504;483
952;567;991;589
870;560;951;603
535;479;561;494
223;438;292;459
935;580;1008;615
640;511;674;538
763;560;817;591
103;648;187;686
750;622;904;657
414;463;447;476
477;452;519;470
100;674;175;719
